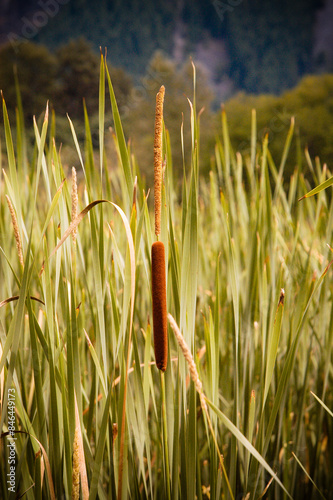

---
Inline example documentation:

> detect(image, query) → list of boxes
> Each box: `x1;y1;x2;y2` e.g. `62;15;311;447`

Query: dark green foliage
121;51;215;182
34;0;178;75
27;0;323;94
223;0;323;93
1;35;333;188
0;38;133;172
223;73;333;179
54;38;132;118
282;74;333;165
0;39;132;120
0;0;327;95
0;41;57;120
54;38;100;118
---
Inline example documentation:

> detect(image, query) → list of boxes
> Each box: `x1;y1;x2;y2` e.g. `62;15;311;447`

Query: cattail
152;241;168;371
154;85;165;237
71;425;80;500
151;85;168;371
71;167;78;245
5;195;24;267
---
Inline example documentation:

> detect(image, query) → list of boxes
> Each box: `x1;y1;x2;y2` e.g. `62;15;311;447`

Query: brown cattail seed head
151;241;168;371
154;85;165;237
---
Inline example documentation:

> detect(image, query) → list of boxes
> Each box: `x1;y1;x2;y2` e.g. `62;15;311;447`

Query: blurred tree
54;38;133;119
282;74;333;167
54;38;100;118
0;40;57;120
1;0;323;96
223;92;281;154
55;38;99;116
53;37;133;158
223;73;333;181
225;0;322;94
35;0;177;75
122;50;215;183
0;38;133;120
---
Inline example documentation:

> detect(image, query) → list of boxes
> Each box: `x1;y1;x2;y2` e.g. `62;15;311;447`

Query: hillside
0;0;331;96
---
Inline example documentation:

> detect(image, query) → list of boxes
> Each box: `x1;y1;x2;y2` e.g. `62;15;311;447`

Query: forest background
0;0;333;184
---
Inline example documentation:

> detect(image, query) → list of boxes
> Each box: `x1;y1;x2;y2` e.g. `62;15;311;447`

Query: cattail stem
154;85;165;237
151;241;168;371
160;371;171;500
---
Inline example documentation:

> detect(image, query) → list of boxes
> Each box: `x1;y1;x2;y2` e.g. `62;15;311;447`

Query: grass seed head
71;426;80;500
5;195;24;267
167;313;205;409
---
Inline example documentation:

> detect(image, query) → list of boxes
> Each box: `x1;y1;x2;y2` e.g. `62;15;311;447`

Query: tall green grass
0;55;332;499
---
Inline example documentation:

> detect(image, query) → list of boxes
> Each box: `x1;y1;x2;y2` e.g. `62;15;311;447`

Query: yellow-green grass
0;55;332;499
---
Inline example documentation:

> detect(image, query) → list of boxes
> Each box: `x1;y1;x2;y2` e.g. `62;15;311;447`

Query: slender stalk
160;371;171;500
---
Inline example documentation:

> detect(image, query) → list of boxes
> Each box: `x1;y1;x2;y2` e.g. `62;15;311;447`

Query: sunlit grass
0;55;332;499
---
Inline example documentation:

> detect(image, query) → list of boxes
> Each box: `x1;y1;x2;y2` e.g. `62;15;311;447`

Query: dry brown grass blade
0;296;45;308
48;200;105;263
